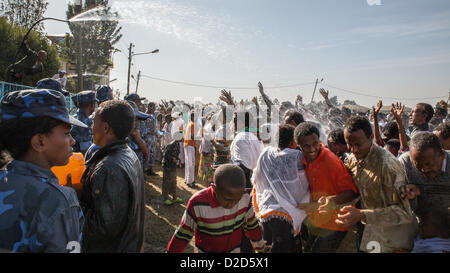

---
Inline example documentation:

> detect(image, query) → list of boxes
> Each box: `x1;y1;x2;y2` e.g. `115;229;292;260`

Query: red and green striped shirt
167;186;265;253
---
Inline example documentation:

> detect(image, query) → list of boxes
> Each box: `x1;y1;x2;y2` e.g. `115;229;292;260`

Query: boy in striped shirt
167;164;267;253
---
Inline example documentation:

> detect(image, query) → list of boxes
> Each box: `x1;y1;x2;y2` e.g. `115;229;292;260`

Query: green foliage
61;0;121;90
0;16;61;86
0;0;48;32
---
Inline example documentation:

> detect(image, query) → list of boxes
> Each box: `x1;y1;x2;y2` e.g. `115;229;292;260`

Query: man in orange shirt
184;111;197;188
294;122;359;253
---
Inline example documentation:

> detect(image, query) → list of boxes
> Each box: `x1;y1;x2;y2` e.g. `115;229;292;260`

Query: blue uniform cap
71;90;98;108
36;78;70;97
96;85;113;103
127;100;149;120
0;89;88;128
124;93;146;102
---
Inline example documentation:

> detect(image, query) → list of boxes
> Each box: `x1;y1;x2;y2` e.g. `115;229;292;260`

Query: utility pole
135;70;141;94
127;42;134;95
310;78;323;103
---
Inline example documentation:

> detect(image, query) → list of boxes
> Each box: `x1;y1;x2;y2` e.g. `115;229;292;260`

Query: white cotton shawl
230;132;264;170
252;147;310;234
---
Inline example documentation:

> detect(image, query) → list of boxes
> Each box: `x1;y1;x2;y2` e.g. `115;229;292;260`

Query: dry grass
142;162;358;253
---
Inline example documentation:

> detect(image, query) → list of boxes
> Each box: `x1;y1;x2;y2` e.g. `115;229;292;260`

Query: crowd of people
0;73;449;253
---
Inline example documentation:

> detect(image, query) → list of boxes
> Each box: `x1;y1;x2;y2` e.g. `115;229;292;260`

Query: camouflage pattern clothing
128;134;144;168
143;114;157;169
70;110;93;153
346;143;418;253
162;140;180;170
0;160;84;253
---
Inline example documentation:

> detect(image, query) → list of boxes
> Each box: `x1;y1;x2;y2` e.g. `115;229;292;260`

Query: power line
320;82;447;101
136;73;447;101
140;74;316;90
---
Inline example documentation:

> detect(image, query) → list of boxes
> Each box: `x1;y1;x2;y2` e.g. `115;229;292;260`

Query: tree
0;0;48;32
62;0;121;92
0;17;60;86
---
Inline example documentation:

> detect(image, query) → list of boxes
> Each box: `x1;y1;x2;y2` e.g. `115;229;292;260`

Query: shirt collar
8;160;58;184
207;186;221;208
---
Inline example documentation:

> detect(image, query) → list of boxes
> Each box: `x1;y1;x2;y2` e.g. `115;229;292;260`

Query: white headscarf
252;147;310;234
230;132;264;170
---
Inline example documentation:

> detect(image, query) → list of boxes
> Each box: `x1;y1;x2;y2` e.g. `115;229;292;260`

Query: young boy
166;164;267;253
294;122;358;253
0;89;86;252
161;131;183;205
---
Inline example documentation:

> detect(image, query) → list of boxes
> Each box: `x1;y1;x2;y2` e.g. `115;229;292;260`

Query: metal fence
0;81;75;110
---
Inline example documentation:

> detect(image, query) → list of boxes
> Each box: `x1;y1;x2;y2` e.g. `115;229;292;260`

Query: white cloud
110;0;244;59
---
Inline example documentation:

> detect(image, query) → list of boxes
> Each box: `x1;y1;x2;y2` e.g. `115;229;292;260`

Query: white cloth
162;122;173;148
184;145;195;184
252;147;310;234
52;74;67;88
230;132;264;170
179;142;185;164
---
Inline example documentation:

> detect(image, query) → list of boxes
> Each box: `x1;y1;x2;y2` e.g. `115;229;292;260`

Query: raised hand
372;100;383;118
399;184;421;200
251;96;259;106
219;89;235;106
391;102;405;122
319;88;329;99
257;82;273;107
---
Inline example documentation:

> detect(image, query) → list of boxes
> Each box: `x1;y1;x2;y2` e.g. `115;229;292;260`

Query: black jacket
80;140;145;253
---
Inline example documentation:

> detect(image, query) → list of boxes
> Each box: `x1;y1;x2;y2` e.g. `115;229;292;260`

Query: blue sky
43;0;450;107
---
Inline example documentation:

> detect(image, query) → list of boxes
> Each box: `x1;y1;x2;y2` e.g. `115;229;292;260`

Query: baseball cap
96;85;113;103
124;93;146;101
36;78;70;96
127;100;150;120
0;89;87;128
59;69;66;73
71;91;98;108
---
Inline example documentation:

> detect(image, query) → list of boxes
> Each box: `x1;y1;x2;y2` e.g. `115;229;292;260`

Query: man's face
327;138;348;157
43;123;75;166
92;111;108;147
38;52;47;62
434;130;450;151
344;129;373;160
59;72;65;78
410;147;445;179
213;185;244;209
148;104;156;114
298;133;321;162
409;105;427;126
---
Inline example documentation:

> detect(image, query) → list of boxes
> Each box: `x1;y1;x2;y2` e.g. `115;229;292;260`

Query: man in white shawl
230;111;265;188
252;124;310;253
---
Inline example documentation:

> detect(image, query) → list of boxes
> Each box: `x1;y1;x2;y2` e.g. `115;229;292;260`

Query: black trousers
262;218;302;253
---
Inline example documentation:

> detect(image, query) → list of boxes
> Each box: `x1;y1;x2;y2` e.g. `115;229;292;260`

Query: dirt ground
142;162;358;253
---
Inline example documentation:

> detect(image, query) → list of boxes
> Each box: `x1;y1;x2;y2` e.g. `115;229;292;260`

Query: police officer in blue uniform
70;91;98;154
84;86;113;163
126;100;150;168
0;89;86;253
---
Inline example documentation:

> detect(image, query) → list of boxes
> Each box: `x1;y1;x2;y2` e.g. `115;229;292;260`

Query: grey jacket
80;140;145;253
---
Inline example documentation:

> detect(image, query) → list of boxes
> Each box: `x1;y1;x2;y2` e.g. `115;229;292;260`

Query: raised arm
391;102;409;152
319;88;335;109
372;100;384;147
219;89;235;106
